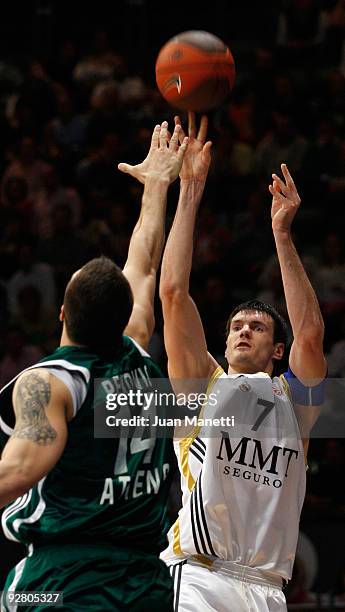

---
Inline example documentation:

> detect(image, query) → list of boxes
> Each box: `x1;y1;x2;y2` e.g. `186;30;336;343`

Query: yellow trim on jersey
280;374;292;401
172;518;182;555
179;434;199;491
178;365;224;492
206;365;224;397
192;554;214;568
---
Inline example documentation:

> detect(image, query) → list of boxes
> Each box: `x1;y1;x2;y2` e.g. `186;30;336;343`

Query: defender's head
225;300;288;375
60;257;133;354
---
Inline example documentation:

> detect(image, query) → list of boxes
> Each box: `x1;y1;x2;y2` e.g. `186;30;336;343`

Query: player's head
225;300;288;375
61;257;133;354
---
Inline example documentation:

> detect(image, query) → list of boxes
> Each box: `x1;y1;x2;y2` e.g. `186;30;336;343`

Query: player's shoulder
14;366;50;388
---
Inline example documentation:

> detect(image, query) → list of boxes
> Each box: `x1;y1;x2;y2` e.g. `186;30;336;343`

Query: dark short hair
63;257;133;353
226;299;289;346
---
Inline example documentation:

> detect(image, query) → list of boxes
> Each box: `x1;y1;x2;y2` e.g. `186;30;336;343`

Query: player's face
225;310;284;375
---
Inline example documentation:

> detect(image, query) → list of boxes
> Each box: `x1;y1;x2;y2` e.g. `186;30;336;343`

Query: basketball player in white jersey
159;113;327;612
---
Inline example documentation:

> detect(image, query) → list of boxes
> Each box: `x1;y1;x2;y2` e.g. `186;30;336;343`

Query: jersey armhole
46;367;88;418
127;336;151;358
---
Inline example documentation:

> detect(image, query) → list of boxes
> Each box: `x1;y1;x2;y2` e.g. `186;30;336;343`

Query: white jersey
161;367;306;580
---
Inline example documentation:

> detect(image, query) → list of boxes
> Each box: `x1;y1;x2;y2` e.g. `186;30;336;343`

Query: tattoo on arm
13;372;57;445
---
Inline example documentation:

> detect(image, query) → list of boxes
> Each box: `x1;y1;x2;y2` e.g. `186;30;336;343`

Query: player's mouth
236;342;251;349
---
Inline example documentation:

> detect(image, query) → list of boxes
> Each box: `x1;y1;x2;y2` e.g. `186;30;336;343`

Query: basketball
155;30;235;113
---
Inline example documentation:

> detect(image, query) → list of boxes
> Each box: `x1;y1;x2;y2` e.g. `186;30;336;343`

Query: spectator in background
49;39;79;88
254;110;309;179
315;232;345;317
12;286;58;354
38;204;87;301
77;131;126;202
49;88;88;159
305;439;345;515
106;201;132;265
1;135;50;199
325;0;345;70
326;312;345;376
1;176;33;230
210;125;255;184
286;556;317;605
257;239;319;319
304;118;340;197
335;562;345;605
0;284;9;356
0;326;43;388
0;212;28;281
87;80;128;147
277;0;328;67
73;29;125;88
7;240;56;316
33;165;81;238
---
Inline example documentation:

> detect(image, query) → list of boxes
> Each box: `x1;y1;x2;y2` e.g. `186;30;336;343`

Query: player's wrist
180;178;206;198
144;174;171;188
272;227;292;241
180;177;206;185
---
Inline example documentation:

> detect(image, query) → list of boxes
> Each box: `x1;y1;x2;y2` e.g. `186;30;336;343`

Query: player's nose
240;325;251;337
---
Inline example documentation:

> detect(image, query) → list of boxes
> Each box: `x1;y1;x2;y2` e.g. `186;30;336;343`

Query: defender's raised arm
121;121;188;349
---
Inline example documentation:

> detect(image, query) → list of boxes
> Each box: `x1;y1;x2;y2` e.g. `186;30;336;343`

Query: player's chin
232;352;253;366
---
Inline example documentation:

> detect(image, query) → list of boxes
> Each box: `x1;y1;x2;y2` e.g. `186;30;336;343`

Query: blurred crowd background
0;0;344;607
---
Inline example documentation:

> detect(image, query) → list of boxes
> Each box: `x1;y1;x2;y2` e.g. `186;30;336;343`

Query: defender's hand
175;112;212;184
118;122;188;184
269;163;301;235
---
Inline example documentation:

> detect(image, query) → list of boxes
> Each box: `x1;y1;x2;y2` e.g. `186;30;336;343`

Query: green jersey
0;337;174;554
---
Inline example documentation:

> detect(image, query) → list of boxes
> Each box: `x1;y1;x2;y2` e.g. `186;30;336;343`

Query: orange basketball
155;31;235;113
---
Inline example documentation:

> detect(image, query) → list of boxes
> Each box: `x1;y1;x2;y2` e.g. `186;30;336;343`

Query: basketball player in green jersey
0;122;188;611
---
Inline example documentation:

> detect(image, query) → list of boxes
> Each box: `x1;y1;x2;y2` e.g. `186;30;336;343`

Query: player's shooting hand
269;163;301;235
175;112;212;184
118;121;188;184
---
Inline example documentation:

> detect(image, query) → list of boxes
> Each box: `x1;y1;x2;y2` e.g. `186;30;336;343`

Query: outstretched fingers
271;173;288;196
197;115;208;143
174;115;186;144
118;162;133;175
169;123;182;151
159;121;169;147
188;111;196;139
269;180;284;201
281;163;301;203
272;164;300;203
151;124;161;149
203;140;213;155
177;136;189;162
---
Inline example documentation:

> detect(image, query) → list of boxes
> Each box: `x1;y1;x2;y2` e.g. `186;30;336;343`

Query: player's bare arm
160;113;218;385
120;122;188;349
269;164;327;437
0;368;70;508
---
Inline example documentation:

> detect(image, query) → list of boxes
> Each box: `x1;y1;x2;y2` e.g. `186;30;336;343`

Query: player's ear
272;342;284;361
59;305;65;322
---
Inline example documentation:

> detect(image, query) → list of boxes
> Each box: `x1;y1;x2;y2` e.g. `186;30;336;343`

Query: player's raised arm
0;369;70;508
269;164;327;435
160;113;218;383
120;122;188;350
